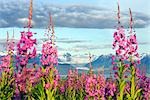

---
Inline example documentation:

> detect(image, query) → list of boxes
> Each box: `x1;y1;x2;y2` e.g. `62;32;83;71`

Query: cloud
73;41;150;52
75;45;100;50
0;19;8;27
0;1;150;28
57;40;88;43
17;18;35;26
138;42;150;45
40;37;89;44
74;44;112;51
63;52;72;62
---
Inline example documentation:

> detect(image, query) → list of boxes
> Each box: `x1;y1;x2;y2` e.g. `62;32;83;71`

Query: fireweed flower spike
112;8;127;60
6;31;9;51
127;8;139;62
9;30;15;55
29;15;59;100
85;74;105;100
6;30;15;56
16;0;36;70
105;79;117;99
0;31;14;73
27;0;33;31
88;53;94;75
41;15;58;67
0;55;11;73
124;8;142;100
0;31;15;100
14;67;40;99
112;2;128;100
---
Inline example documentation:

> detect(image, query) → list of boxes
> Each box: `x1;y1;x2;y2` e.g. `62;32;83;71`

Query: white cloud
0;19;8;27
17;18;35;26
134;19;147;26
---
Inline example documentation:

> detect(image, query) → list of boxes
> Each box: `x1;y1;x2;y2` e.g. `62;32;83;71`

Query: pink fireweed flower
112;4;140;62
125;9;139;62
41;15;58;67
125;81;130;94
53;69;60;89
8;41;15;55
60;85;65;93
142;78;150;99
45;83;51;89
65;69;82;91
105;79;117;97
41;66;60;90
113;66;118;70
15;67;40;94
85;74;105;99
41;41;58;66
0;32;15;73
137;69;150;100
16;0;36;70
96;74;105;97
126;33;139;61
53;79;58;89
112;6;140;83
109;83;116;96
0;55;11;73
66;70;74;88
112;26;128;60
17;31;36;69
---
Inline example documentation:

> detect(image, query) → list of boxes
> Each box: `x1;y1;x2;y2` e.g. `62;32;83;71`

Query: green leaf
119;80;126;100
133;89;142;99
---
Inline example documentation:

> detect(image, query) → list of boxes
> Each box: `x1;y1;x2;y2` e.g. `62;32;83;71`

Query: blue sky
0;0;150;63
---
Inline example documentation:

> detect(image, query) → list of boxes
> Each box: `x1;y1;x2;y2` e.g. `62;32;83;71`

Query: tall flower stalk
112;3;127;100
31;14;59;100
14;0;37;99
7;30;15;56
41;15;58;67
112;2;142;100
125;8;141;100
0;32;15;99
16;0;36;70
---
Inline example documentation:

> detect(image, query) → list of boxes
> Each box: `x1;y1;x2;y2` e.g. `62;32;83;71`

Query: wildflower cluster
0;1;149;100
85;74;105;100
41;15;58;67
16;31;36;69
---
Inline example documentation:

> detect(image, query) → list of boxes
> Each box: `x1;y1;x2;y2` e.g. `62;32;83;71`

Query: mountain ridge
0;54;149;76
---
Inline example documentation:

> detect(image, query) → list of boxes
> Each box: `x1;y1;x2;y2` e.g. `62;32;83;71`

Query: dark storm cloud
0;1;150;28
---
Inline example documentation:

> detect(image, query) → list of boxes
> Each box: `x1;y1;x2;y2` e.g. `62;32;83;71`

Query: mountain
56;64;75;76
85;54;150;75
85;54;113;69
0;54;150;76
140;55;150;74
